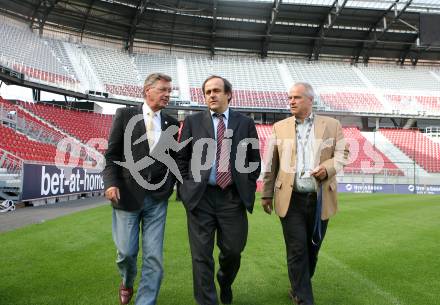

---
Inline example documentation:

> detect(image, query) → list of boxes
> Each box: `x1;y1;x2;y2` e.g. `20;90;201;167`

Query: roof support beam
170;0;182;52
354;0;415;63
310;0;348;61
405;39;435;66
210;0;218;57
353;0;401;63
398;34;418;65
126;0;151;53
362;0;413;63
80;0;96;42
30;0;60;35
29;0;44;29
39;0;60;35
261;0;281;58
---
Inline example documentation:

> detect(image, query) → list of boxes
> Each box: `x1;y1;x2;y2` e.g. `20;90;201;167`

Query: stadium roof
1;0;440;64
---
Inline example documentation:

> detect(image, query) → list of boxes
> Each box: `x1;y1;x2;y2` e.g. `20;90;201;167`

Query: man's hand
311;165;328;181
261;198;273;215
105;186;120;204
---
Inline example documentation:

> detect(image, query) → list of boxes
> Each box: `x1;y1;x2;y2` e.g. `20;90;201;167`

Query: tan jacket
262;115;349;220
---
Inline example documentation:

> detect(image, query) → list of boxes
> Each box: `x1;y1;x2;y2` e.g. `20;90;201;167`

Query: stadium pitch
0;193;438;305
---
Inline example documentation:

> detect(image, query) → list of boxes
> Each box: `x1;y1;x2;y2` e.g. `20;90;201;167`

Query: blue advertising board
21;163;104;200
338;183;440;195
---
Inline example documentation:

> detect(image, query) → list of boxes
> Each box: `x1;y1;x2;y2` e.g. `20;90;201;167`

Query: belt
293;191;317;198
206;184;236;192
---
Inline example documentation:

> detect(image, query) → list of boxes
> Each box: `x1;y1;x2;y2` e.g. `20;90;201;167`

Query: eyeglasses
152;86;172;93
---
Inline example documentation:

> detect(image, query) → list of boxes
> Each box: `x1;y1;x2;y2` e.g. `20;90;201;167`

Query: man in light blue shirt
177;75;261;305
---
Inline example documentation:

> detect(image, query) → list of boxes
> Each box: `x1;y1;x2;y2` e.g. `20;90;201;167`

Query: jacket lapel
313;115;327;166
160;112;170;131
202;110;215;139
314;115;326;141
227;109;240;137
285;117;296;169
132;104;150;154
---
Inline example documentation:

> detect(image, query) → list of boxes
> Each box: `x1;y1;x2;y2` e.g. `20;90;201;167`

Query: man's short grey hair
143;73;172;97
293;82;315;100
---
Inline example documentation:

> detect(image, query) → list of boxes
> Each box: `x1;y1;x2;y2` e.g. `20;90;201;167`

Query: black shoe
219;285;232;304
288;288;303;305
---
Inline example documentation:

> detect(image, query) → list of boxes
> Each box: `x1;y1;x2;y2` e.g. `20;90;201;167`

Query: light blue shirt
294;113;317;192
208;108;230;185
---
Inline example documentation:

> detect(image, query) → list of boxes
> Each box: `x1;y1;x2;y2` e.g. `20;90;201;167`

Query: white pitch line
321;252;404;305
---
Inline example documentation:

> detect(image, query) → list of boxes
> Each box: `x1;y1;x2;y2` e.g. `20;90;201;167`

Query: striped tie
214;113;232;189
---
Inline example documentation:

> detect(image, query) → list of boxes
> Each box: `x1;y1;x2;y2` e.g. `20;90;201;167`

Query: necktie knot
213;113;225;120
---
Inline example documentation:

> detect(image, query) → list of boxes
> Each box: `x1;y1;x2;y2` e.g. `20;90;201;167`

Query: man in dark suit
103;73;179;305
177;75;261;305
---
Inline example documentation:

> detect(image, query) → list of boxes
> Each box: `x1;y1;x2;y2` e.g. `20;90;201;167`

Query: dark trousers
280;191;328;305
186;185;248;305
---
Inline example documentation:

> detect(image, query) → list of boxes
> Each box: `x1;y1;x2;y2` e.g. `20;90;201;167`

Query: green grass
1;193;439;305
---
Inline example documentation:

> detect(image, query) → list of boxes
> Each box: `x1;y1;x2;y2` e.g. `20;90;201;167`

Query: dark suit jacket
177;109;261;213
103;105;179;211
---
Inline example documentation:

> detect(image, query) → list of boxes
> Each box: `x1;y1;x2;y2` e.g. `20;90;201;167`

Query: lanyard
312;183;323;246
296;117;314;177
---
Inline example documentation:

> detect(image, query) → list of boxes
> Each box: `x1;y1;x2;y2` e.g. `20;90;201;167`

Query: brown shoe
288;288;303;305
119;283;133;305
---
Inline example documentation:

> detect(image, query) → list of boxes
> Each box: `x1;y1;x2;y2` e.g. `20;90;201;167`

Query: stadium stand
358;64;440;92
83;46;140;94
0;100;98;168
255;124;273;160
104;84;143;98
17;101;113;148
380;128;440;173
286;61;367;89
384;94;440;116
0;23;77;85
385;94;420;115
47;39;78;79
186;56;285;91
416;96;440;115
187;56;288;108
134;53;178;84
190;88;288;109
319;92;387;113
1;22;439;114
343;127;403;175
0;149;22;174
0;97;65;145
0;123;63;163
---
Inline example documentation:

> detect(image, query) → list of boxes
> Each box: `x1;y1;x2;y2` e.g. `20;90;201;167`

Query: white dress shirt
142;103;162;151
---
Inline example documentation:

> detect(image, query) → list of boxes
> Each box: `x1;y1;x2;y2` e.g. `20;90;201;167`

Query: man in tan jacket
261;82;349;305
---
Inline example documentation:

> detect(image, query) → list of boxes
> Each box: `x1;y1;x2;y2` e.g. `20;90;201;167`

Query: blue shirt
294;113;317;192
208;108;230;185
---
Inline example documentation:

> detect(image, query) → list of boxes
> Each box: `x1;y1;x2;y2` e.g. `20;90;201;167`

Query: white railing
0;149;23;175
